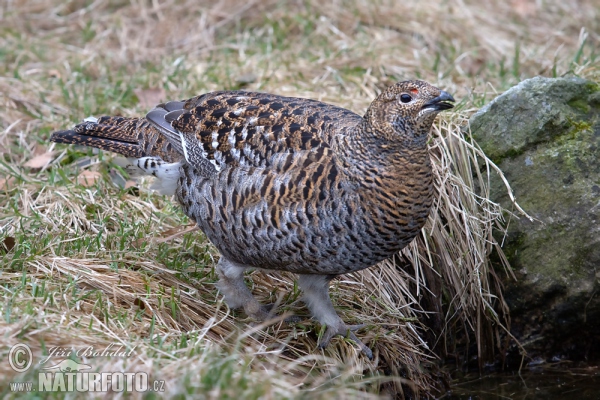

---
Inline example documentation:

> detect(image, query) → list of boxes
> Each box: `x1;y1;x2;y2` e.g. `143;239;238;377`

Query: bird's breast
350;153;434;254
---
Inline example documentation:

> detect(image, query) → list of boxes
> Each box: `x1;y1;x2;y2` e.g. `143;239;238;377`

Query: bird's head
364;80;455;144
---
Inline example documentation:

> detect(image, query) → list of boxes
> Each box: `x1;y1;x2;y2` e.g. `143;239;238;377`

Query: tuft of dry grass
1;0;598;398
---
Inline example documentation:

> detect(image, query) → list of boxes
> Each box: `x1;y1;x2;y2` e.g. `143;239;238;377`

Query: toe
347;331;373;360
346;323;366;331
317;325;336;349
317;323;373;359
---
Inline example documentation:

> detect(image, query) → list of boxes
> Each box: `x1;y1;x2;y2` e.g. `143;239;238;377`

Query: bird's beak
422;91;455;111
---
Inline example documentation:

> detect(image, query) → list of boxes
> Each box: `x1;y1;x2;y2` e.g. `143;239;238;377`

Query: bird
50;80;455;359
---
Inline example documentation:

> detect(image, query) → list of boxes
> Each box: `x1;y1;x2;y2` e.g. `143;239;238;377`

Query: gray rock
469;76;600;361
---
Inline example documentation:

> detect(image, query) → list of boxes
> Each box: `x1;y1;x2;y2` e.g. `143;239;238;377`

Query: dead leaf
133;298;152;316
512;0;537;17
133;297;146;310
132;224;198;249
159;226;189;238
33;145;48;156
0;176;16;191
1;237;15;253
132;237;149;249
124;180;137;189
156;224;199;242
236;73;257;85
23;152;55;169
77;170;102;187
134;88;166;109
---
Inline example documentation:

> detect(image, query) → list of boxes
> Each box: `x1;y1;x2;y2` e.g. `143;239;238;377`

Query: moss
584;81;600;94
567;119;593;135
567;98;591;113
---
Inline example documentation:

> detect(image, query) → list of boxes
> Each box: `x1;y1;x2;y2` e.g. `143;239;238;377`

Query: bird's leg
297;274;373;359
215;257;268;321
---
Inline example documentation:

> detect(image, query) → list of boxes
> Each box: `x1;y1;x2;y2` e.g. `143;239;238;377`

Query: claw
318;323;373;360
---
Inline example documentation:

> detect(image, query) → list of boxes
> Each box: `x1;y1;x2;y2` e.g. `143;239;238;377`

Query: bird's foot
318;323;373;359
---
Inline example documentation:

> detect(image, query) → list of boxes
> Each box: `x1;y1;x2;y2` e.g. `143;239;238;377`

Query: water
443;366;600;399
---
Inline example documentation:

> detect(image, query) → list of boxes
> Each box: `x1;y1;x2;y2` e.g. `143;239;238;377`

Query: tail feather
51;129;144;158
51;116;184;195
50;116;184;163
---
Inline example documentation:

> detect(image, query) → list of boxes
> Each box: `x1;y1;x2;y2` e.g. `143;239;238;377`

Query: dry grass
0;0;598;398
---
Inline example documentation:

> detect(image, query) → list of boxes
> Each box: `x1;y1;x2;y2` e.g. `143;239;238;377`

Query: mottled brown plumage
51;81;455;358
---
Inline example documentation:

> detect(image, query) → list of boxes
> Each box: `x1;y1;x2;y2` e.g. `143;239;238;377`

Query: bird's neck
334;120;432;179
334;120;434;232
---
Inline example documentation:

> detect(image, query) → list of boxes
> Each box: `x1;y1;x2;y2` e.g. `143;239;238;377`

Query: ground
0;0;598;398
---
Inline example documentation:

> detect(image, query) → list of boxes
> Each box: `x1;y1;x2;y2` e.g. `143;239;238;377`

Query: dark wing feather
147;91;362;171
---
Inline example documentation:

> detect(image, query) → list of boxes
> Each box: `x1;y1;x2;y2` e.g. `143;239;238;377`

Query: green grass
1;0;599;398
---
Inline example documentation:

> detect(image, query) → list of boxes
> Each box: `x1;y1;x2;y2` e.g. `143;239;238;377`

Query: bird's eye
400;94;412;103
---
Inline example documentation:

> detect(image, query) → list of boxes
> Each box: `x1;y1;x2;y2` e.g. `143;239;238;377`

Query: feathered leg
215;257;269;321
297;274;373;359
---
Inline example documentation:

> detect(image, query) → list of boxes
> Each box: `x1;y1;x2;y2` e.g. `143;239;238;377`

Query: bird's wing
145;91;362;171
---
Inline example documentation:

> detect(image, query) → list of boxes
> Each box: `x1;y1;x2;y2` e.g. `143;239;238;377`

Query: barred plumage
50;80;455;359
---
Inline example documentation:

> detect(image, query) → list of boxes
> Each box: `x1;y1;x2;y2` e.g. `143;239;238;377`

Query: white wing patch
228;128;236;146
115;157;182;196
210;158;222;171
178;131;191;163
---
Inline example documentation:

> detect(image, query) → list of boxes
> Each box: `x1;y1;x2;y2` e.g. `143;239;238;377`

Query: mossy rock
469;76;600;362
